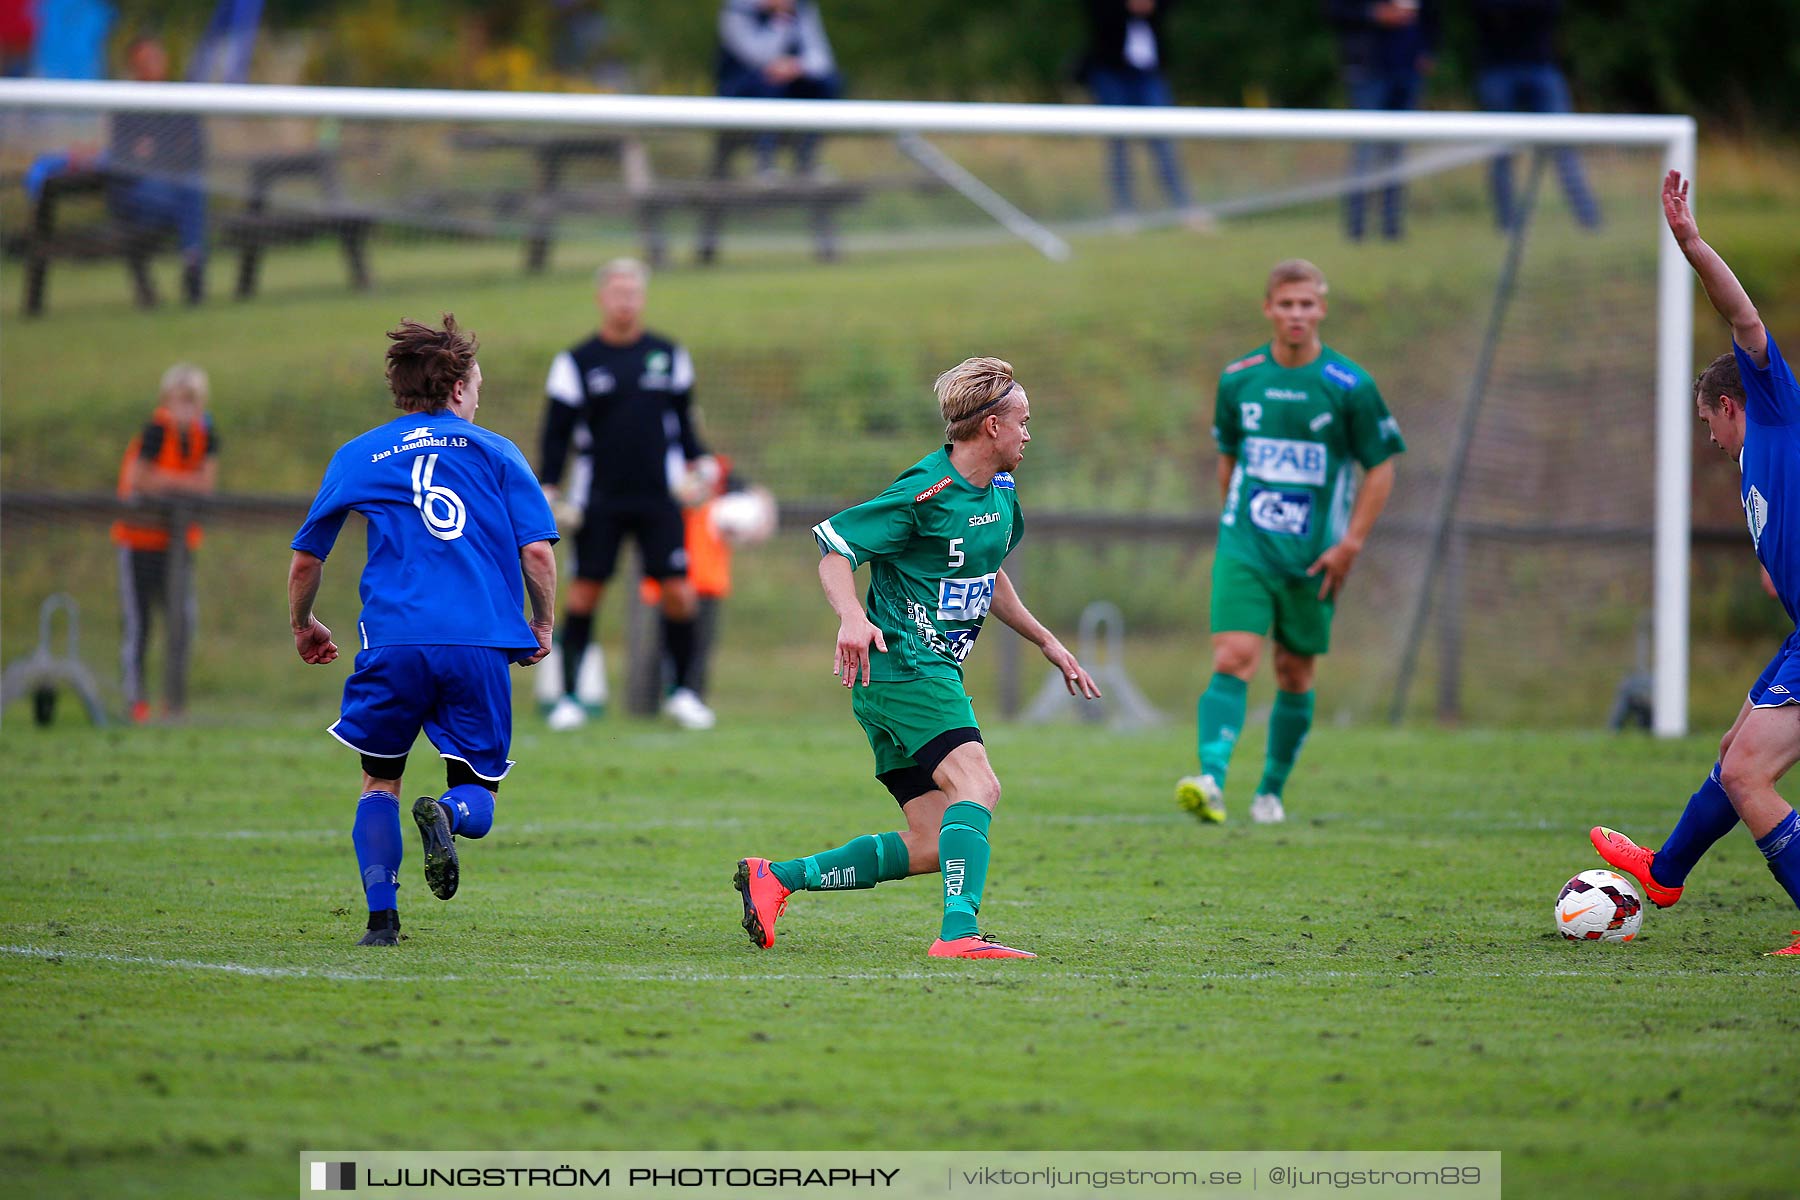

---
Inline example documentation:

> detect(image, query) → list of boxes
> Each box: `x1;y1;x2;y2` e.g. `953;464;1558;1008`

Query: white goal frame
0;80;1699;735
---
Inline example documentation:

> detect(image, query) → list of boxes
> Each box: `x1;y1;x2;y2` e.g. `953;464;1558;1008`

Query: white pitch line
0;944;447;983
3;944;1788;985
14;816;747;846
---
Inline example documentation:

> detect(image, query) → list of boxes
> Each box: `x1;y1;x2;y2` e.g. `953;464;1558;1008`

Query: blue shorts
1748;631;1800;709
329;645;516;782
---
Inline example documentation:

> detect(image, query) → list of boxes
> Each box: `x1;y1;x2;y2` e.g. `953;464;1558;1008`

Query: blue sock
1754;808;1800;911
352;791;403;912
441;783;495;839
1655;764;1738;888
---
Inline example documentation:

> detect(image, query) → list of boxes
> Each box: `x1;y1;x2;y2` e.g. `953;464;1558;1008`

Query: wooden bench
215;150;373;299
12;167;174;316
455;132;909;270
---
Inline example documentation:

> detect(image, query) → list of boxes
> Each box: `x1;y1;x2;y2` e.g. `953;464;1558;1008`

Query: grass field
5;133;1800;1200
4;716;1798;1199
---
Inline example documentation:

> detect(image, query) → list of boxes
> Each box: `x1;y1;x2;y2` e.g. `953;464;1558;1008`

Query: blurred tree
100;0;1800;127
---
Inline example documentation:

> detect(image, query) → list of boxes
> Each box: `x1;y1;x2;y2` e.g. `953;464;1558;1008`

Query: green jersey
1213;343;1405;579
813;446;1023;681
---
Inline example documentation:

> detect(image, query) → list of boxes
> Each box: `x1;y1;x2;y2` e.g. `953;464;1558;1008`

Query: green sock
1257;689;1315;797
771;831;908;893
937;801;992;940
1197;672;1249;783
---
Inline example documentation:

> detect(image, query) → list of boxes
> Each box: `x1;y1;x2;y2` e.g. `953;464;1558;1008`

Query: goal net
0;82;1700;733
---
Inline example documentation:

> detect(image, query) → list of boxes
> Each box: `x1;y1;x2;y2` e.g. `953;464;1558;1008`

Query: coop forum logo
310;1161;355;1191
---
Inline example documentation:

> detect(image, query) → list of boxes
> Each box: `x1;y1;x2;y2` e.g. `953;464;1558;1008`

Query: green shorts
851;674;981;778
1209;552;1335;656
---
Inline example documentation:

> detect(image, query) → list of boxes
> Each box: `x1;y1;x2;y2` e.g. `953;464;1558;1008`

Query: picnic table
454;130;878;270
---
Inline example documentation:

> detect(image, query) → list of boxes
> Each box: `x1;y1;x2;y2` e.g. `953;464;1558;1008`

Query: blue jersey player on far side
1591;172;1800;957
289;315;560;946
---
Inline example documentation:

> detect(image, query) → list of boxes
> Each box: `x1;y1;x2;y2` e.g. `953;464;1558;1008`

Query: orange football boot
1590;826;1683;908
1765;932;1800;957
928;934;1036;960
733;857;789;950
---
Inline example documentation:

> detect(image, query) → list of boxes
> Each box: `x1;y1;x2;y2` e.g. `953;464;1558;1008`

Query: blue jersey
293;410;559;652
1737;337;1800;626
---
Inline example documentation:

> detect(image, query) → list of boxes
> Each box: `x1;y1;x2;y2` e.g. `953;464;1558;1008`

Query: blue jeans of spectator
1087;66;1188;212
109;176;208;263
1344;71;1422;240
1476;64;1600;230
717;68;843;172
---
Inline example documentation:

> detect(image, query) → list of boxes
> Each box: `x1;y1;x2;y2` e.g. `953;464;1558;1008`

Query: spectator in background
112;363;217;724
107;35;208;303
1472;0;1600;231
1079;0;1191;220
715;0;841;178
1325;0;1439;242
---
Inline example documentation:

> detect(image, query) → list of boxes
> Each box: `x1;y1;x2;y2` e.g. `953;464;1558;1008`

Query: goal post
0;80;1698;733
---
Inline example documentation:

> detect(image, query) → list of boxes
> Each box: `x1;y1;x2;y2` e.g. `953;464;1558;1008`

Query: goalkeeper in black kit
539;258;719;732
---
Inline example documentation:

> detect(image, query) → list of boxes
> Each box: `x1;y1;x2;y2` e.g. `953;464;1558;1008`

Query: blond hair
1266;258;1328;298
596;257;649;288
936;357;1019;442
158;362;209;403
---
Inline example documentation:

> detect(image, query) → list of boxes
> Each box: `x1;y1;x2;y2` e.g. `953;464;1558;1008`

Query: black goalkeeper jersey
539;331;705;505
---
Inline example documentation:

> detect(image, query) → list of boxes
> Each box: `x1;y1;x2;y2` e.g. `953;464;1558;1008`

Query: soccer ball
708;487;778;545
1554;869;1644;942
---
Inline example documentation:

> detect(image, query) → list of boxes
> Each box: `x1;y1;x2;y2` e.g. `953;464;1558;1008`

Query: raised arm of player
1664;169;1768;366
287;550;338;665
519;539;558;665
818;552;887;688
992;569;1100;699
1308;458;1396;601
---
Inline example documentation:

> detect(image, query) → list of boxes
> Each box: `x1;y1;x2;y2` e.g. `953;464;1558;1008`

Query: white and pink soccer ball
1554;869;1644;943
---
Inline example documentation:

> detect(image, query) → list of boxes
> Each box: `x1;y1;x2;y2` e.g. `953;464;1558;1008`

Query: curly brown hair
386;314;478;414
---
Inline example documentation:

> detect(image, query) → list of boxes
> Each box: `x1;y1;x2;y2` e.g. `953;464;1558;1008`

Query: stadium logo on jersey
1309;412;1334;433
915;476;954;503
1242;436;1327;486
1248;487;1312;536
992;472;1015;491
1224;353;1267;375
969;512;1001;526
411;453;467;541
937;573;997;621
584;367;615;394
1747;485;1769;549
1264;388;1309;402
1323;363;1361;389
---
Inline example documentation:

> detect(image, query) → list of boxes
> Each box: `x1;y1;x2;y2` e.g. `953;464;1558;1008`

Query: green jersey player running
735;357;1101;959
1178;259;1406;824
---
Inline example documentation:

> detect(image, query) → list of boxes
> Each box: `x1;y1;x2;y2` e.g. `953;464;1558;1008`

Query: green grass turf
3;718;1797;1199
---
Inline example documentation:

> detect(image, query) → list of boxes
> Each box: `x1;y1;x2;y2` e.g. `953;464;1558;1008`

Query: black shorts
574;499;688;583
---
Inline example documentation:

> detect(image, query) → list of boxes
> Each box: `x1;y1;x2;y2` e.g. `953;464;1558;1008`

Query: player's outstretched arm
1664;169;1768;365
519;539;558;665
992;569;1101;699
818;552;886;688
287;550;338;665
